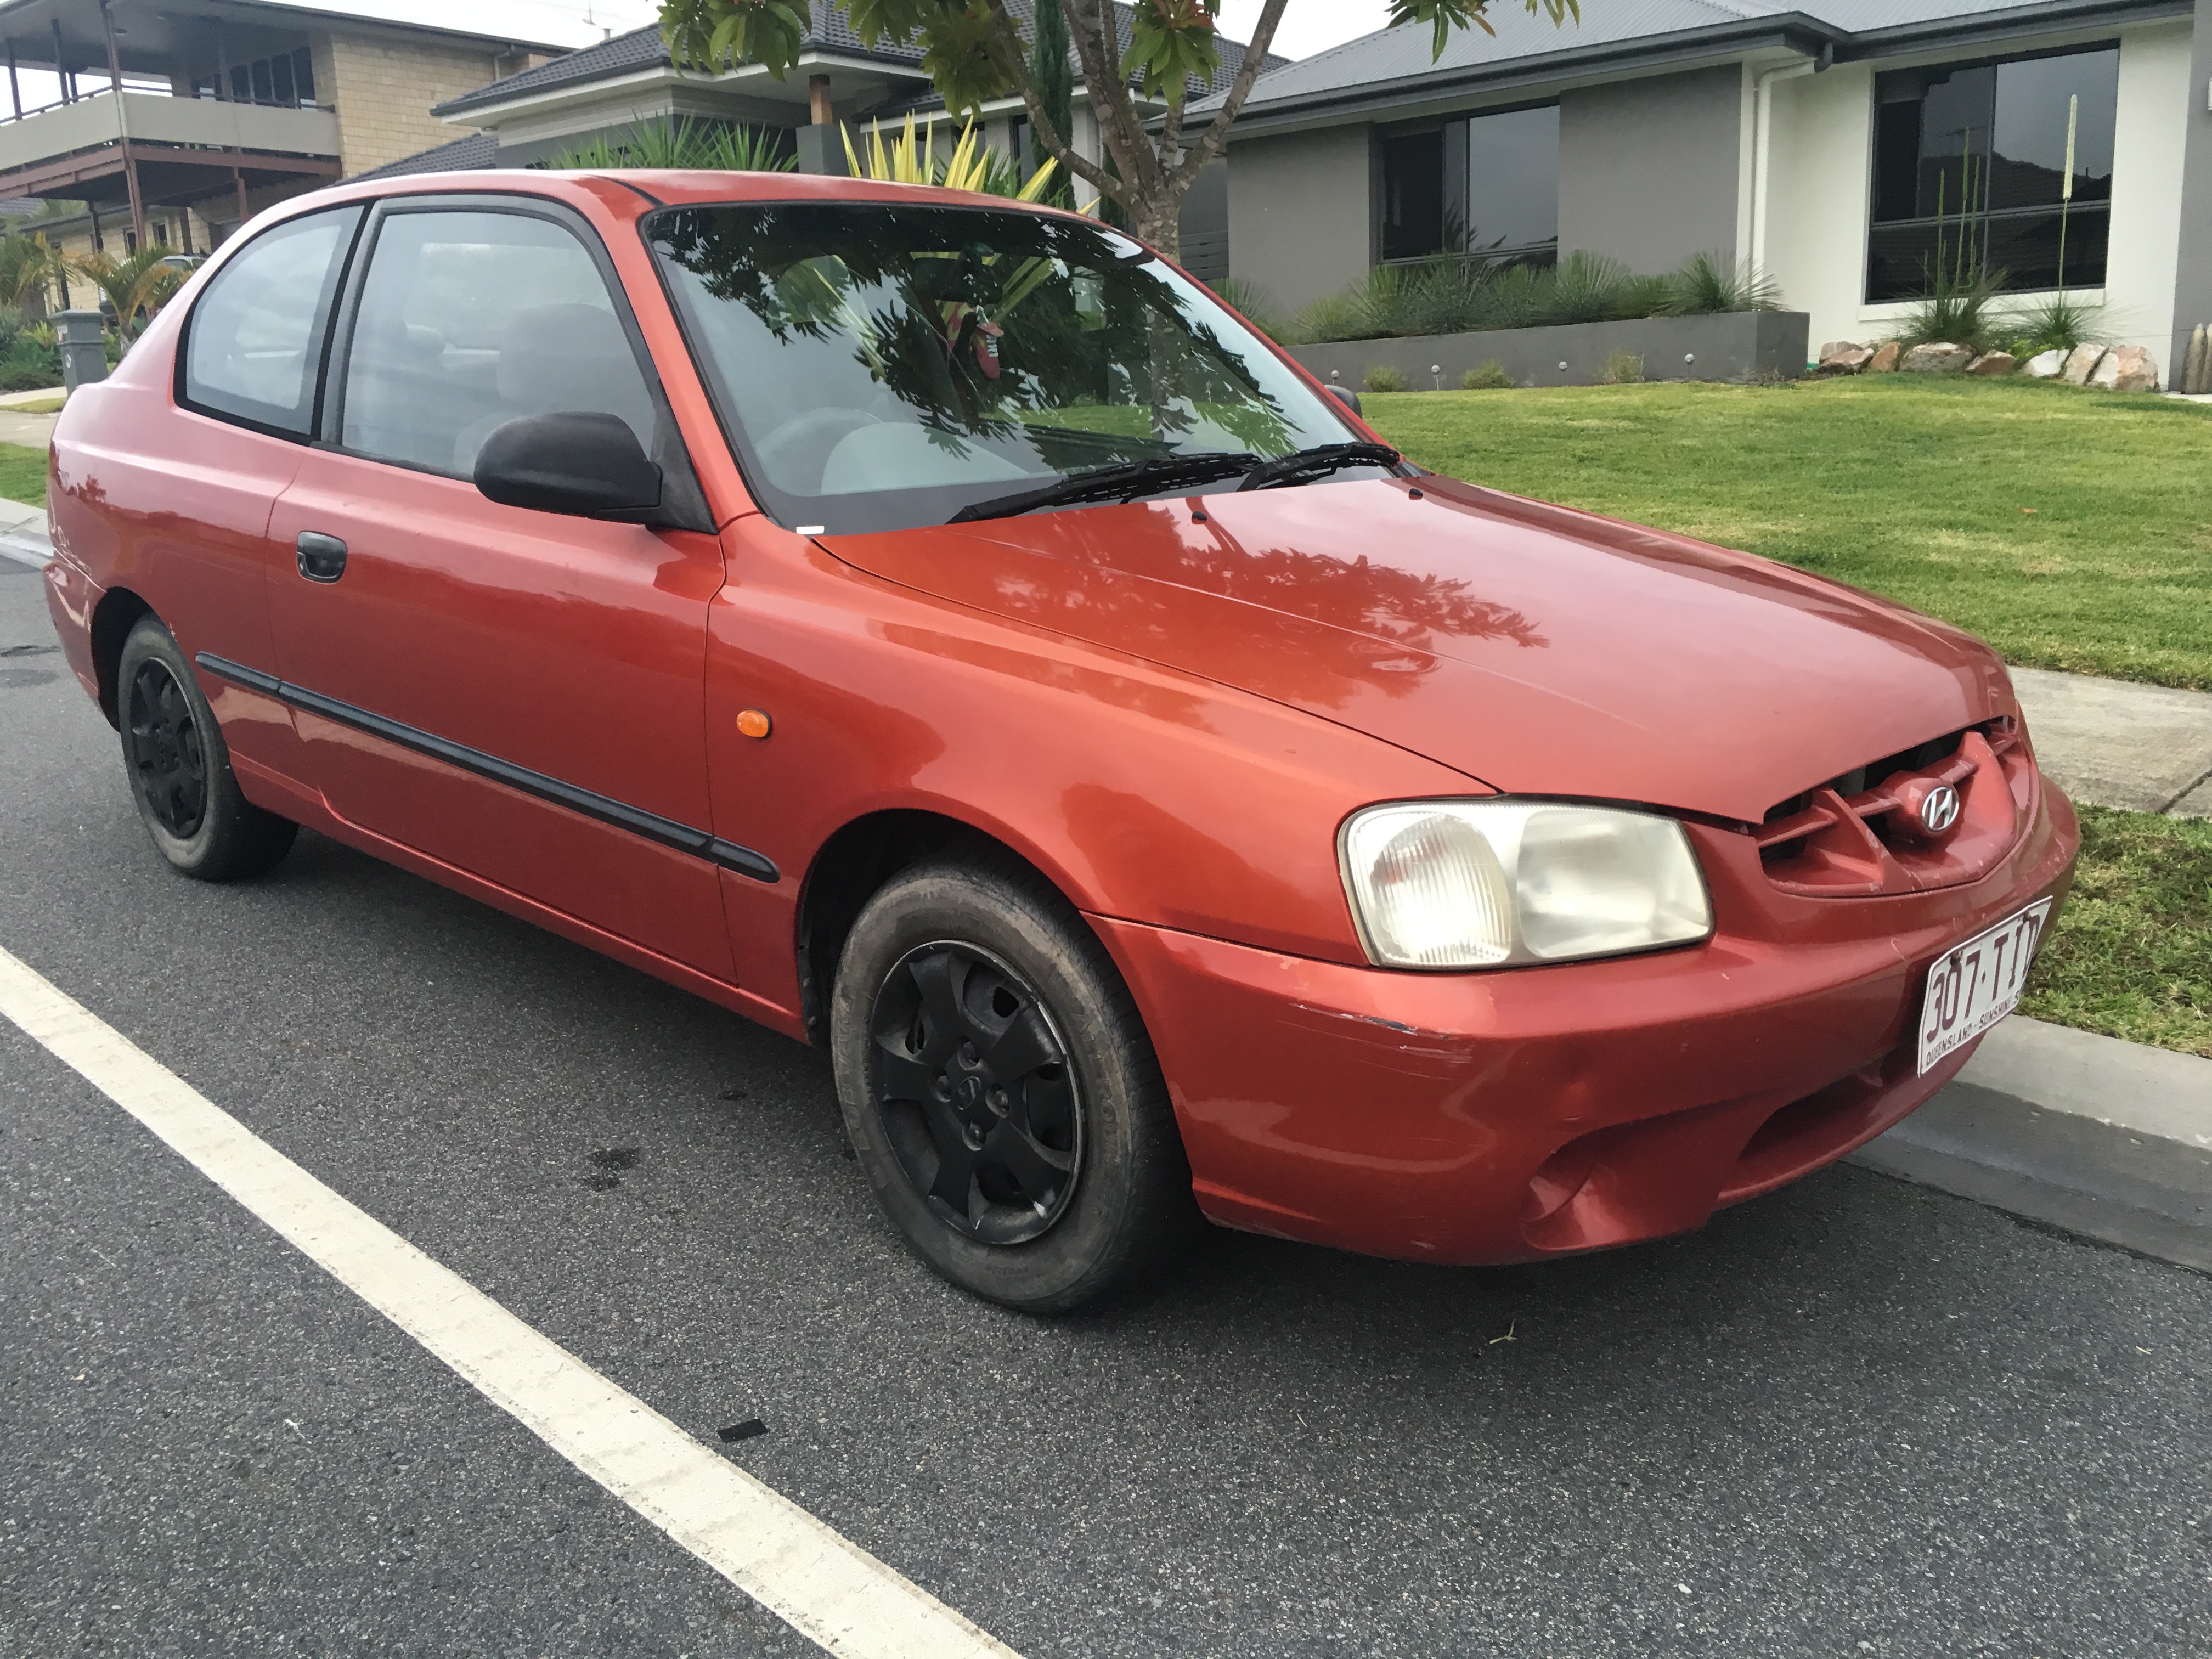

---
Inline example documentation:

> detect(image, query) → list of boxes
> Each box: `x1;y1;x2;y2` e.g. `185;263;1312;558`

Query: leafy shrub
1462;360;1515;390
1601;349;1645;385
1214;278;1283;338
1363;364;1410;393
1543;252;1634;324
545;116;793;173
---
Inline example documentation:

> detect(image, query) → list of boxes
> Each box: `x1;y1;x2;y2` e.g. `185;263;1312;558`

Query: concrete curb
1852;1017;2212;1272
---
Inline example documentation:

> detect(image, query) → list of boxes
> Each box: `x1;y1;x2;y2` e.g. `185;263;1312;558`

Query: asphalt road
3;556;2209;1659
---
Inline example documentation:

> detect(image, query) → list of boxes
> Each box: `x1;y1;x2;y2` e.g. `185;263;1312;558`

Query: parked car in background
40;171;2077;1311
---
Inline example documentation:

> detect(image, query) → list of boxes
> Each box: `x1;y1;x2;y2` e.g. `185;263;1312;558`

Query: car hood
816;476;2013;824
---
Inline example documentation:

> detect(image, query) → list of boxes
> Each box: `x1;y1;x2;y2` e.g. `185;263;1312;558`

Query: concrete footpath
0;500;2204;1271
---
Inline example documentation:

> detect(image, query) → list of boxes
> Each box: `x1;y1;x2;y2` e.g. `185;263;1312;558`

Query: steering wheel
756;408;886;492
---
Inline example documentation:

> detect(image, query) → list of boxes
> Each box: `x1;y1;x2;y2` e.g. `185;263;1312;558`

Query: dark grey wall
1227;125;1375;314
2170;0;2212;379
1558;66;1742;275
1178;160;1230;283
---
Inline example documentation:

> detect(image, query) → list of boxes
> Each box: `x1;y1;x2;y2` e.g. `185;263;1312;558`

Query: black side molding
195;652;780;884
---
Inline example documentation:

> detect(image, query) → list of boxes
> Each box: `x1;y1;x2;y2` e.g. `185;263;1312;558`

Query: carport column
57;310;106;391
98;0;146;249
794;71;846;176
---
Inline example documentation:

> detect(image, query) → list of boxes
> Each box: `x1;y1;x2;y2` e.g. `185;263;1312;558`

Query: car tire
830;849;1200;1313
117;615;297;882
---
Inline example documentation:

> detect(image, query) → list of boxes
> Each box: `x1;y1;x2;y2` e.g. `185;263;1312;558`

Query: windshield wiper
1235;442;1402;493
947;451;1262;524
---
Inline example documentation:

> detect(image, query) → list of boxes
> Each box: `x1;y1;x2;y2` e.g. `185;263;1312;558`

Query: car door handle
296;531;347;584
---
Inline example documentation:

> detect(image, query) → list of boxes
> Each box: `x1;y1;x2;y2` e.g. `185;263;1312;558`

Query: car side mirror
1325;385;1363;418
473;411;664;522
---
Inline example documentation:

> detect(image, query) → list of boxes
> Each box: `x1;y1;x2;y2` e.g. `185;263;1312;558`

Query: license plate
1916;899;2054;1075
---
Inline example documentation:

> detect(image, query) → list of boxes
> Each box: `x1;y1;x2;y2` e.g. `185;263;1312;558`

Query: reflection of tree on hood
649;203;1293;460
981;510;1547;712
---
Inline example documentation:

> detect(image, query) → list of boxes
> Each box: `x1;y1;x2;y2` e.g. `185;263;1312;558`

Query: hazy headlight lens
1340;800;1712;970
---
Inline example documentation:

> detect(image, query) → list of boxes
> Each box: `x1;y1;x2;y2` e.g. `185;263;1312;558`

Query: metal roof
1192;0;2186;124
435;0;1283;121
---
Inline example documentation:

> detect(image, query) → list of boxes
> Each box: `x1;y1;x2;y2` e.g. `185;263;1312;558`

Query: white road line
0;944;1022;1659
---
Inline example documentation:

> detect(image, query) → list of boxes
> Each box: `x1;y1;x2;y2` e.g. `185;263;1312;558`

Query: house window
1381;104;1558;265
1867;46;2117;301
223;46;316;108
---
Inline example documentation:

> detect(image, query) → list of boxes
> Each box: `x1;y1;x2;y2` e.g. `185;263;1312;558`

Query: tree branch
1171;0;1291;194
978;0;1125;204
1065;0;1161;200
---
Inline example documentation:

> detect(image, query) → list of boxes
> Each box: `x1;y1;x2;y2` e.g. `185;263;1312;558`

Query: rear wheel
830;851;1198;1312
117;616;296;882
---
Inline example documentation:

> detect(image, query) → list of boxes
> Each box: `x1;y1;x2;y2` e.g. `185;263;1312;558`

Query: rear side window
181;206;362;437
336;208;658;479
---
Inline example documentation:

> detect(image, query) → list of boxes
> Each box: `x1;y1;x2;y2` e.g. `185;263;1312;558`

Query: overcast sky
1214;1;1398;60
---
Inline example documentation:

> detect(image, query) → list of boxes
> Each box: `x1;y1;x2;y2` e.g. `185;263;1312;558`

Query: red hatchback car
44;171;2076;1310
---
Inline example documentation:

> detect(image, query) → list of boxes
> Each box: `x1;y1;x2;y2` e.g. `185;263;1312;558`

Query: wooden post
232;165;247;224
98;2;146;249
51;18;69;102
809;73;833;127
6;40;20;120
89;200;100;251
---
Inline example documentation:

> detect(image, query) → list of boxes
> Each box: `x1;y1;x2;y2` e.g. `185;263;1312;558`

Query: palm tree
63;245;185;340
0;230;65;316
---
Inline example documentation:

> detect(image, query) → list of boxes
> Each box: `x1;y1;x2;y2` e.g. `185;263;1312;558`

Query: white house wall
1761;26;2193;376
2105;21;2193;373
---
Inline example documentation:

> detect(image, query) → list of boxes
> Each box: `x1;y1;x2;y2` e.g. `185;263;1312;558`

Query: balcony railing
0;86;340;174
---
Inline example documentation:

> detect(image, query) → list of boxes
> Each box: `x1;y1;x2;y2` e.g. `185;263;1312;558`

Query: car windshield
646;201;1364;534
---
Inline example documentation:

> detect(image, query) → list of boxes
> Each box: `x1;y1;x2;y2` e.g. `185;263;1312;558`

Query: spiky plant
1660;250;1782;315
843;114;1062;202
545;116;794;172
2010;292;2104;358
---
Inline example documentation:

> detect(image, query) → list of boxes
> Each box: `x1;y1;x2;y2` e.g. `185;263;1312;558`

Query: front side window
338;208;659;478
181;205;361;437
650;202;1360;535
1868;46;2118;301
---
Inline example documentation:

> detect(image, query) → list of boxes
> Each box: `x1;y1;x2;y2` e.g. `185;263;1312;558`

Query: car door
146;204;362;785
262;194;736;981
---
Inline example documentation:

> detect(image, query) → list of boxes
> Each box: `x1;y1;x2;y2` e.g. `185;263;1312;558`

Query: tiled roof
349;130;500;182
435;1;1284;119
1193;0;2177;121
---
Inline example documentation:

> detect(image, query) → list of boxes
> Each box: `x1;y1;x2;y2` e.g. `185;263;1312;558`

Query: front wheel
117;616;297;882
830;852;1198;1313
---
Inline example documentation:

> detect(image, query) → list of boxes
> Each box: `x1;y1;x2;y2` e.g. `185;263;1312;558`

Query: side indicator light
735;709;772;740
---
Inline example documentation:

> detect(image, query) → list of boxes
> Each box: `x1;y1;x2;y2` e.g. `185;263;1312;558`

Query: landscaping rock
1866;340;1901;373
2024;348;2068;379
2061;343;2106;385
1818;340;1874;374
1902;342;1974;373
2107;345;2159;393
2089;352;2121;390
1966;352;2018;376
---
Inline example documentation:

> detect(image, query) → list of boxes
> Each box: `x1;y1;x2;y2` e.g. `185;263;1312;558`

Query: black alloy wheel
870;941;1082;1245
114;613;298;882
125;657;207;839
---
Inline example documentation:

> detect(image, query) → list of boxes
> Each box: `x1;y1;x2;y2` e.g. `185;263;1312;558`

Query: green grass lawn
2025;805;2212;1057
0;440;44;506
1365;375;2212;689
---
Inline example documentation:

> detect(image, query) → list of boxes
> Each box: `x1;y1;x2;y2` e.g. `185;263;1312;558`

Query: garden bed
1287;311;1810;391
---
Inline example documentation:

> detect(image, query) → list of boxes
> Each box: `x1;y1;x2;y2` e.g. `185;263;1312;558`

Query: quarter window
337;208;659;479
180;206;361;438
1867;46;2118;301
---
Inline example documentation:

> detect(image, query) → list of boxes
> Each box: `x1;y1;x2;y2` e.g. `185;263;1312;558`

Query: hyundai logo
1920;784;1962;836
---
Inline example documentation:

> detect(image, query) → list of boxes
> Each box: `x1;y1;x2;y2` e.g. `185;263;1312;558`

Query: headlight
1338;800;1712;970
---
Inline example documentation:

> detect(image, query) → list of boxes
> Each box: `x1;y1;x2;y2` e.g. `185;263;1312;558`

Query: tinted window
650;202;1359;535
1381;106;1559;266
1867;46;2118;300
338;208;658;478
182;206;360;436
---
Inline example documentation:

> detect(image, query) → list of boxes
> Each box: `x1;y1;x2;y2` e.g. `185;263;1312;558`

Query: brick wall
312;31;504;178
